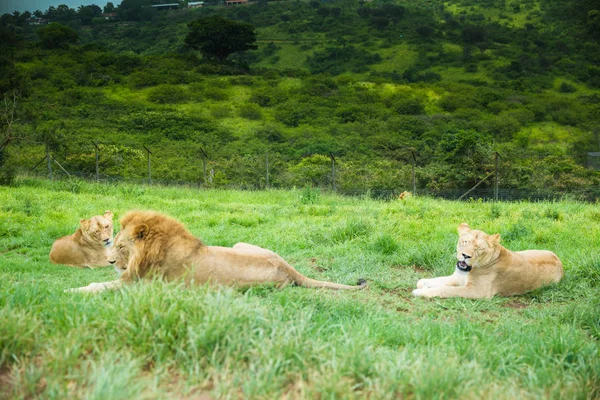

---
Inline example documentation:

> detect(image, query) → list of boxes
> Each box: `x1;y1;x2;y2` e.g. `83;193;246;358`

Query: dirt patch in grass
309;258;326;272
504;300;529;309
0;365;12;392
411;265;428;273
160;370;215;400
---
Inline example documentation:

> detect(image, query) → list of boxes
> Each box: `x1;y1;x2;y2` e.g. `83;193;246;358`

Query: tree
371;16;390;30
103;2;115;13
37;22;79;49
462;25;486;61
78;4;102;25
381;4;405;24
117;0;154;21
44;5;77;23
185;16;257;64
0;29;25;95
462;25;486;45
0;91;20;184
416;25;435;39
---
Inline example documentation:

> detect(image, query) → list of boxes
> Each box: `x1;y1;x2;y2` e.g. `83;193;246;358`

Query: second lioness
50;211;114;268
68;210;366;293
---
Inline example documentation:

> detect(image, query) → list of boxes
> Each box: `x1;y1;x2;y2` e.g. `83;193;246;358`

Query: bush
476;115;521;139
128;71;161;88
275;101;317;127
438;93;478;112
249;91;273;107
204;87;228;101
287;155;331;187
147;85;189;104
558;82;577;93
0;152;16;186
393;97;425;115
211;105;233;119
237;103;263;120
335;104;382;123
306;46;381;75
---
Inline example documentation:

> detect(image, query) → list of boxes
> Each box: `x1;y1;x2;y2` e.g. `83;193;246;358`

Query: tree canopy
185;16;257;63
37;22;78;49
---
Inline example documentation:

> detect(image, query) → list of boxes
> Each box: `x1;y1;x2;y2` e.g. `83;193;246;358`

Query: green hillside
1;0;599;197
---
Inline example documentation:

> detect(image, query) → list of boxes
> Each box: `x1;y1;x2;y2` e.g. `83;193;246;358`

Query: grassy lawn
0;178;598;399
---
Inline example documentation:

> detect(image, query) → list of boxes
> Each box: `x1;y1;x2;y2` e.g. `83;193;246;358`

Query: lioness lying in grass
50;211;114;268
412;223;564;299
67;210;366;293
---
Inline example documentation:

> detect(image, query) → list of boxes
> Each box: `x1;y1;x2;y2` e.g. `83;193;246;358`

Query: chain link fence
15;144;600;202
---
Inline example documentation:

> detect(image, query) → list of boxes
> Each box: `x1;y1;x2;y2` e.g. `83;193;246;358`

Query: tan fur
398;191;412;200
67;210;366;293
49;211;114;268
412;223;564;299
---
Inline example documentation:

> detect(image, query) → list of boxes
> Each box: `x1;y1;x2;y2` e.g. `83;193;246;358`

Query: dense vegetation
0;179;599;398
1;0;600;197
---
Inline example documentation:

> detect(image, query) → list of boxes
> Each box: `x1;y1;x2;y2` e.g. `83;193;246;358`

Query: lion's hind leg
233;242;276;255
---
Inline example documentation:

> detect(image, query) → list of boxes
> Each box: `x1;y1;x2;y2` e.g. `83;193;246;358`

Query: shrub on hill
147;85;190;104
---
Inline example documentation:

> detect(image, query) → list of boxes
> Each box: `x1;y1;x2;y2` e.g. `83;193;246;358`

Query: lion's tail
284;265;367;290
299;276;367;290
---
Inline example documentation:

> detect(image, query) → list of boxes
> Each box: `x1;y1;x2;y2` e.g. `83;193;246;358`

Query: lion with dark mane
68;210;366;293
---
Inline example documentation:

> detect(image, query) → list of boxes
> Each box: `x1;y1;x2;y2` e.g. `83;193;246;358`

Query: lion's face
107;227;135;275
81;211;114;246
456;223;500;271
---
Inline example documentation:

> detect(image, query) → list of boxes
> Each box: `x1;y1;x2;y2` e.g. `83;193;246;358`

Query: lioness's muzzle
456;260;472;272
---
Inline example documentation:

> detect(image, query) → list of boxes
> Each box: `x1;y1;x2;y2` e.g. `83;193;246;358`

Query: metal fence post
143;146;152;185
92;141;100;181
494;152;500;201
411;150;417;195
46;143;52;180
200;147;208;186
266;152;269;189
329;152;336;192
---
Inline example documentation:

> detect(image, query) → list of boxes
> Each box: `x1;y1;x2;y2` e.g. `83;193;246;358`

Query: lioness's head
80;211;114;246
456;223;501;271
107;228;133;275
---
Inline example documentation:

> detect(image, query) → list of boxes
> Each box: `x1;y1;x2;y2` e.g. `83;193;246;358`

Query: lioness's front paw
412;288;434;298
416;279;431;289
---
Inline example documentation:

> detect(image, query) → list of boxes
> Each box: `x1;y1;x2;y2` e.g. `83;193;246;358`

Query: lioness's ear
133;223;149;241
488;233;501;245
103;211;113;221
80;219;89;228
458;223;471;235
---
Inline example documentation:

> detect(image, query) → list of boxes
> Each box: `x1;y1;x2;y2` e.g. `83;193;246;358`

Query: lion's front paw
64;282;104;294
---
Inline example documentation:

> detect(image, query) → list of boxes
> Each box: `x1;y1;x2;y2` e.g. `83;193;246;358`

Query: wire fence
16;145;600;202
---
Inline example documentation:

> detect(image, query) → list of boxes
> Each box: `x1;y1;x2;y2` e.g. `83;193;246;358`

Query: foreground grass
0;178;599;399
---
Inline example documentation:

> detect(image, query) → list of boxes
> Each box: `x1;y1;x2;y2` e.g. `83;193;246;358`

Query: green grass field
1;178;599;399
